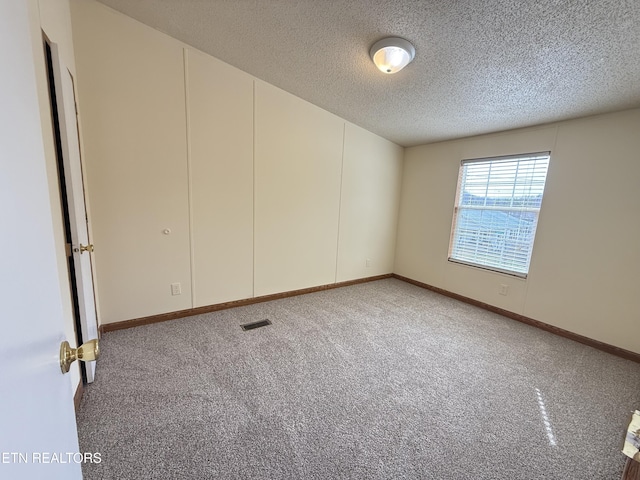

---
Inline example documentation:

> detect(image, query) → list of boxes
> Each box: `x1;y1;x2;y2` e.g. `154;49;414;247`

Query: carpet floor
77;278;640;479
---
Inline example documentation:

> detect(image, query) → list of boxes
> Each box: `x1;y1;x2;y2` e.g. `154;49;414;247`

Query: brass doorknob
79;244;94;253
60;339;99;374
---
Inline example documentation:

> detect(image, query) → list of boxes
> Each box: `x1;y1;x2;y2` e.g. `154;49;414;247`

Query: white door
49;44;99;383
0;2;82;479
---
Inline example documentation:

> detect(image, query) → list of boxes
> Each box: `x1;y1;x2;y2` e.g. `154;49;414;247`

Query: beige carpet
77;278;640;479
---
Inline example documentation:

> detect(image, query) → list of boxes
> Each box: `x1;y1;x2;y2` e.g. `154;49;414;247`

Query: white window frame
448;152;551;278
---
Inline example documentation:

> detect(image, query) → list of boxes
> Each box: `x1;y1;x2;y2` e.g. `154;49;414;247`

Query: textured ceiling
94;0;640;147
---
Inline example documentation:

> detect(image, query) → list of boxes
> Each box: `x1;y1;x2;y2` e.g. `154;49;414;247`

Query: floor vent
241;319;272;331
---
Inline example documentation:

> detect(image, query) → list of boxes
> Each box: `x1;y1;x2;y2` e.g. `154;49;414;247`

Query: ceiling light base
370;37;415;74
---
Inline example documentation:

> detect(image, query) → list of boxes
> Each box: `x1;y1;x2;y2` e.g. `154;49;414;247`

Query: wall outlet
171;282;181;296
499;284;509;296
366;258;371;268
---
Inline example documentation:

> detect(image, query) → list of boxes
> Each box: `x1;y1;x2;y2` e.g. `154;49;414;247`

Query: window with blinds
448;152;551;277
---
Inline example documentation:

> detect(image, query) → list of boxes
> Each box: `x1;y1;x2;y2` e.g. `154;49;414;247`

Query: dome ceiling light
369;37;415;74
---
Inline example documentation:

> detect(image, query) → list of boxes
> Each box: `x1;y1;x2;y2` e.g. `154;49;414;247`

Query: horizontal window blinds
448;152;550;277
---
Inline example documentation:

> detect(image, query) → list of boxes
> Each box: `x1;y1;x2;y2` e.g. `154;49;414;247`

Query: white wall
337;124;403;282
186;49;254;307
27;0;82;395
395;109;640;354
71;1;192;322
71;0;403;323
254;81;344;296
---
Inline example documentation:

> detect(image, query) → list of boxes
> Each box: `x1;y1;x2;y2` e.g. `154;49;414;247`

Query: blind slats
448;153;550;277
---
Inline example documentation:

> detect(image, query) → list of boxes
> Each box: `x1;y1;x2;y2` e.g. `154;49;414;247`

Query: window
448;152;550;277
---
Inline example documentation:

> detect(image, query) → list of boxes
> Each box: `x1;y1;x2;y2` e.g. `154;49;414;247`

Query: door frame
43;33;100;383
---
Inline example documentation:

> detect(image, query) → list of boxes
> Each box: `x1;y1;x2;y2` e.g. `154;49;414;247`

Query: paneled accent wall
70;0;403;324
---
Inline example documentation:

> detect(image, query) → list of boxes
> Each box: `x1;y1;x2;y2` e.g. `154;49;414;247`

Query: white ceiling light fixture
370;37;415;74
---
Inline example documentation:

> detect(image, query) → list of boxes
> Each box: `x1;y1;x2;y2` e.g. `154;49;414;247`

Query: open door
48;43;99;383
0;2;82;478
